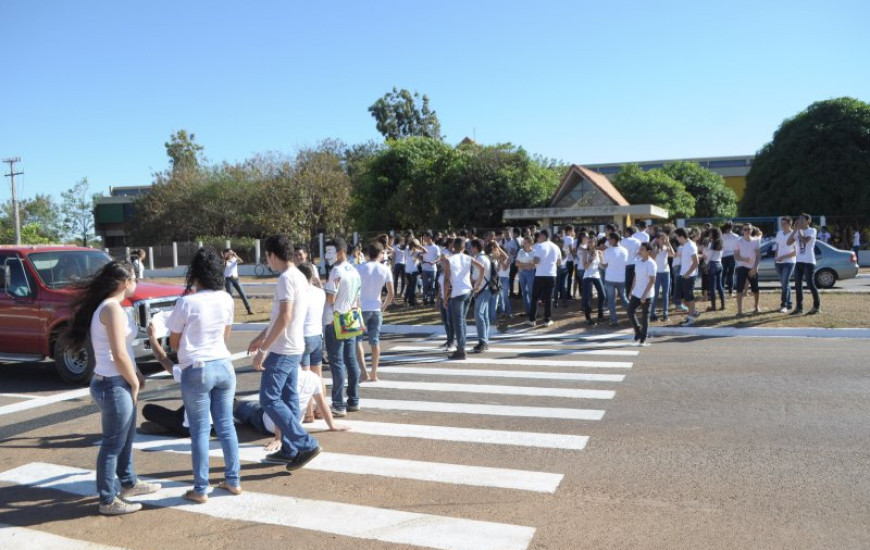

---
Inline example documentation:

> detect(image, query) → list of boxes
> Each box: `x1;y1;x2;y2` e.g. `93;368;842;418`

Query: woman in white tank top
65;261;161;516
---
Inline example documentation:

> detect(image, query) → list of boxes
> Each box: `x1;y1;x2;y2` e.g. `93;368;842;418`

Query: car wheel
54;337;95;385
814;268;837;289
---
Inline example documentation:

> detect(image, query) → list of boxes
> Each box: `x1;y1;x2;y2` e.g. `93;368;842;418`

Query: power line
2;157;23;245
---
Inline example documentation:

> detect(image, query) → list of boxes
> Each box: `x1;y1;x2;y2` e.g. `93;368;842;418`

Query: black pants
393;263;406;295
582;278;605;320
722;256;736;294
405;271;419;305
565;261;575;298
509;263;519;297
627;296;651;342
625;265;636;294
530;276;555;322
142;404;190;437
794;262;820;310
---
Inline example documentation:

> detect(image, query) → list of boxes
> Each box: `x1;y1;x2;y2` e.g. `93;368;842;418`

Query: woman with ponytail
66;261;161;515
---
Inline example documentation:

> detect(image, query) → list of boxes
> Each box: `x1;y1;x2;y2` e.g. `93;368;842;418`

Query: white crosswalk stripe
390;344;639;356
0;524;133;550
0;462;537;550
325;379;615;399
132;434;564;493
379;354;633;369
373;365;625;382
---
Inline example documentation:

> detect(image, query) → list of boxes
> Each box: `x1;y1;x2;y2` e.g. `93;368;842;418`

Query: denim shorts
362;310;383;346
300;335;323;367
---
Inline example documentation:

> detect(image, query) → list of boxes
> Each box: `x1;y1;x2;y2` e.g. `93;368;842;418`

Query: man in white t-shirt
733;224;761;317
774;217;797;313
420;232;440;305
632;221;650;244
600;232;630;327
562;225;576;300
787;213;821;314
628;243;656;346
444;238;485;360
853;229;862;255
674;228;700;326
528;229;562;327
721;222;739;295
322;237;362;416
356;242;394;381
505;227;521;298
622;228;641;291
246;234;321;471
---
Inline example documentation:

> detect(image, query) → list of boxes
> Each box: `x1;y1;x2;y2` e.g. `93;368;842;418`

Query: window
28;250;111;289
708;159;749;169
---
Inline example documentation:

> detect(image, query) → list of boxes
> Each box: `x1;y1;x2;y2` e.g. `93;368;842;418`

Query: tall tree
661;161;738;218
1;194;63;243
741;97;870;217
60;178;99;246
368;88;442;141
613;164;696;219
165;129;205;174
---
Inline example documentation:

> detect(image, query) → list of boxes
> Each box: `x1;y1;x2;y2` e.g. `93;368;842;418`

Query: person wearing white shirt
774;217;798;313
562;225;576;300
675;228;701;326
732;224;761;317
628;243;657;346
703;228;726;312
600;232;630;327
632;221;650;244
528;229;562;327
580;233;605;326
470;239;496;352
721;222;740;295
819;226;832;244
787;213;821;314
222;249;253;315
403;238;424;307
853;228;862;255
444;238;485;360
247;234;322;472
356;243;395;380
505;227;522;298
649;232;674;322
167;248;239;502
515;236;537;316
295;262;327;422
622;228;641;291
392;237;406;298
420;232;440;305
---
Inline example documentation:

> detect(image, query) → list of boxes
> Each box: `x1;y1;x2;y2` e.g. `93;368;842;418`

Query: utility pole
2;157;23;245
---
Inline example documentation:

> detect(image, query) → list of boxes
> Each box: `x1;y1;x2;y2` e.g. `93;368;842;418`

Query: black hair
264;234;292;262
674;227;689;239
722;221;733;232
597;237;608;248
326;237;348;254
639;242;653;252
451;237;464;253
297;262;315;282
64;260;135;348
367;242;384;259
184;247;225;294
637;221;647;230
608;232;621;243
470;238;484;253
293;244;309;253
539;229;549;239
709;227;724;251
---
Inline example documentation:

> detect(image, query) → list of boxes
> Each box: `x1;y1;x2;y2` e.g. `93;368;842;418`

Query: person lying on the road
145;325;348;449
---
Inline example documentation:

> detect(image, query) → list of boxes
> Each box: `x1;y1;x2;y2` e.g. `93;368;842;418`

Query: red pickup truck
0;245;182;384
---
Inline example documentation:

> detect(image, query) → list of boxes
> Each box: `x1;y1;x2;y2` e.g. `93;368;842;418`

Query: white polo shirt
632;258;657;300
533;240;562;277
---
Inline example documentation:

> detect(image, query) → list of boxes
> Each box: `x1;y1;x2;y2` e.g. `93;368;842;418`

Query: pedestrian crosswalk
0;331;647;550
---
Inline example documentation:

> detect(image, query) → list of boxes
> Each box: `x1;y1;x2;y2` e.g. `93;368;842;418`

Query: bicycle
254;257;279;277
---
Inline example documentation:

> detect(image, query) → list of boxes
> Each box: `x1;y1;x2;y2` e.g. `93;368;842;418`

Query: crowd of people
68;213;830;515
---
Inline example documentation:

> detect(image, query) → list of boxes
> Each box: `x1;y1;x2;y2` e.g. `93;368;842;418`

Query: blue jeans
722;256;736;294
707;261;725;309
300;335;323;367
582;278;604;320
499;276;512;316
518;270;535;314
604;281;628;324
448;292;472;351
474;288;493;344
775;262;795;309
651;272;671;317
324;324;359;411
224;277;252;313
555;265;568;301
439;301;455;345
233;400;271;435
259;352;320;457
90;375;138;505
421;270;436;303
362;310;383;346
181;358;240;495
794;262;820;310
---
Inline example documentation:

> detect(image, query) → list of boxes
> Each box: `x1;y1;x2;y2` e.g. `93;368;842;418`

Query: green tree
613;164;696;219
0;194;63;243
368;88;442;141
662;161;738;218
165;129;204;174
742;97;870;216
60;178;100;246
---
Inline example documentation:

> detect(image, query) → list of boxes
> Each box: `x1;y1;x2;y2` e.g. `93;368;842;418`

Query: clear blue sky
2;0;868;202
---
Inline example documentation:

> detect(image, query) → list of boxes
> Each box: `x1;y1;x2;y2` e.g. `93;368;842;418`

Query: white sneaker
525;320;536;327
120;480;161;498
99;497;142;516
779;307;788;313
544;320;554;327
446;344;457;352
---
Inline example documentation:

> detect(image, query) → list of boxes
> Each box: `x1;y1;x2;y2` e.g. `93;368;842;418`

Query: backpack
487;259;501;293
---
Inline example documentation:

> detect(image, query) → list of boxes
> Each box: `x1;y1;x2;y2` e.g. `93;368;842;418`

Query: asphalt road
0;329;867;550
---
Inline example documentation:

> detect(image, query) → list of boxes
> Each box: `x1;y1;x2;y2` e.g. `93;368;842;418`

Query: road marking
148;350;250;379
0;388;91;417
240;394;604;420
390;345;638;356
0;524;133;550
0;463;536;550
325;379;615;400
493;340;639;349
374;366;625;382
379;355;633;369
132;434;563;493
0;393;41;400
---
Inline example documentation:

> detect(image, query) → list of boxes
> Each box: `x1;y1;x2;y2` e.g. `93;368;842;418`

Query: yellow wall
724;176;747;200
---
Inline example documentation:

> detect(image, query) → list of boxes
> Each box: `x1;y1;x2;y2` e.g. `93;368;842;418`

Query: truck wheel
814;268;837;289
54;337;95;385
